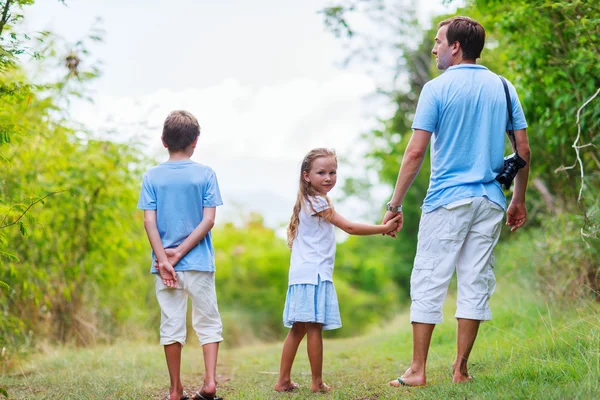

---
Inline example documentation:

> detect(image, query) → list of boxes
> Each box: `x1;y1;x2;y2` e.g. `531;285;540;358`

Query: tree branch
0;190;69;229
0;0;13;38
554;88;600;201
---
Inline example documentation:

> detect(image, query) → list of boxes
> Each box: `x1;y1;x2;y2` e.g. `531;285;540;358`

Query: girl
274;148;401;393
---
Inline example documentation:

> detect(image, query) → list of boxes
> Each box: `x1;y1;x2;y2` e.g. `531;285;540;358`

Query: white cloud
71;72;381;226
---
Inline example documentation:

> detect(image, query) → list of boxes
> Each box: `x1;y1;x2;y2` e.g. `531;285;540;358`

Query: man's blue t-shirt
411;64;528;213
137;160;223;273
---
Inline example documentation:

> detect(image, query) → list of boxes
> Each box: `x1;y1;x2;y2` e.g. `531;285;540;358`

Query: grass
2;235;600;399
1;285;599;399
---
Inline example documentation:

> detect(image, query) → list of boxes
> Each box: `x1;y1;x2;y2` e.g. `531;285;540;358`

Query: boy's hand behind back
156;261;178;288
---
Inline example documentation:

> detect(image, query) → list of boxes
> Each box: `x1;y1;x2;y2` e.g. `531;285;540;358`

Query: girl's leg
274;322;307;392
306;323;330;392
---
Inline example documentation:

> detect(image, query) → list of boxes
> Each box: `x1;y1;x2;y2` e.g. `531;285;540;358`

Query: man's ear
451;41;461;57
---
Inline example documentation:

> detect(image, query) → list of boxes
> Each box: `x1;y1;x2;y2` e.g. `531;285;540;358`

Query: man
382;16;530;387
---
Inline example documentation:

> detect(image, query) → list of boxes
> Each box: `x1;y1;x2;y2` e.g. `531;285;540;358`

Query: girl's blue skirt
283;276;342;330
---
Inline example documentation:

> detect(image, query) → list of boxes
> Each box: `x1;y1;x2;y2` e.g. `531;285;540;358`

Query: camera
496;153;527;189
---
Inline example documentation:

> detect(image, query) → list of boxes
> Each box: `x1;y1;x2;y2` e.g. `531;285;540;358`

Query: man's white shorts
410;197;504;324
155;271;223;346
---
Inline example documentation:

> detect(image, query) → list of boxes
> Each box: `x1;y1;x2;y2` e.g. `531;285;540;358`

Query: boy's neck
167;150;193;162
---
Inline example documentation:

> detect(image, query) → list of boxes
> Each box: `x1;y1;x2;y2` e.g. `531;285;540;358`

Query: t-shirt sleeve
306;195;330;214
507;81;528;130
203;170;223;207
137;174;157;210
411;82;438;133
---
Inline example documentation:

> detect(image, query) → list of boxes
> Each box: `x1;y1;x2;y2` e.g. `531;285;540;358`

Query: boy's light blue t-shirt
137;160;223;274
411;64;528;213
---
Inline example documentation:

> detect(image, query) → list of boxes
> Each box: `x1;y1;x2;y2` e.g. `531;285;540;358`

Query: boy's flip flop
191;392;223;400
164;392;189;400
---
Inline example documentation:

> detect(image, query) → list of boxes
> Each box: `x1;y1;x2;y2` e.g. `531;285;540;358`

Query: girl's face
303;156;337;195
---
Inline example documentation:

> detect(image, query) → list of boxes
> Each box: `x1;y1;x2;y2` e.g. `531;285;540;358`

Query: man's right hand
506;200;527;232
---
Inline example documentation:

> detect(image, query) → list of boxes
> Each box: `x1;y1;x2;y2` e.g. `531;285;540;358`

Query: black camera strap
499;75;519;157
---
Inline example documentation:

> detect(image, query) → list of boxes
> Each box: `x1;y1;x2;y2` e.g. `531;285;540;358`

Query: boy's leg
164;343;185;400
198;342;219;398
454;198;503;383
275;322;307;392
306;323;330;392
155;275;188;400
188;272;224;398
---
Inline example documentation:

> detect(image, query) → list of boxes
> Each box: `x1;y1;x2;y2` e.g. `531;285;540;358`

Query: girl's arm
320;209;401;236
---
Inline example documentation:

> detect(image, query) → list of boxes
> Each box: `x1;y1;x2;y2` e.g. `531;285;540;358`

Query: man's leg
389;322;435;387
389;203;472;387
454;198;503;383
453;318;480;382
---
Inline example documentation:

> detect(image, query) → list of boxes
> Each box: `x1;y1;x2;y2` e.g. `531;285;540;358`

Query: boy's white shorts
155;271;223;346
410;197;504;324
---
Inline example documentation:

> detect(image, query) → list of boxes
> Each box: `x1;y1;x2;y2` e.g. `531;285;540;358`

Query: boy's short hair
439;16;485;60
162;110;200;152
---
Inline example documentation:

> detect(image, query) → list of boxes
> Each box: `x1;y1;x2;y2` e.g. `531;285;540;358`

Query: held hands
506;201;527;232
382;212;403;238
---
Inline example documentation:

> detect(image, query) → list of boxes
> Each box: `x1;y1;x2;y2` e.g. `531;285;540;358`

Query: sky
20;0;461;229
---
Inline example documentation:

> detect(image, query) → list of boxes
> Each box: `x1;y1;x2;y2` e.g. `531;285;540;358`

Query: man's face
432;25;454;70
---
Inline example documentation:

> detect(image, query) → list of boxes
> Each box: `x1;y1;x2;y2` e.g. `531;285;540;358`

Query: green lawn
2;281;599;399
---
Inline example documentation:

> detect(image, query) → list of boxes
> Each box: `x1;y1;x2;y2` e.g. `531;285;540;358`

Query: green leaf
0;250;19;262
0;281;9;291
0;386;8;398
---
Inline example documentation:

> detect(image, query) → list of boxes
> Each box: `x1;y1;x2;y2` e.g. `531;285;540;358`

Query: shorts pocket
410;258;435;301
437;199;473;241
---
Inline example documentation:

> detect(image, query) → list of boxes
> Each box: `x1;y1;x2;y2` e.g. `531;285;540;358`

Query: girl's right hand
383;214;403;235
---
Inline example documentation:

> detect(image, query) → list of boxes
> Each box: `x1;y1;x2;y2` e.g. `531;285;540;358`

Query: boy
138;110;224;400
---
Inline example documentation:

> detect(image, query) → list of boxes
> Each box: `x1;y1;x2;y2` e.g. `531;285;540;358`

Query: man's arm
382;129;432;235
143;210;177;288
506;128;530;232
164;207;216;265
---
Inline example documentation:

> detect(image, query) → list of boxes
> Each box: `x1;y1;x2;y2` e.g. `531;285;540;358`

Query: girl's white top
288;195;336;285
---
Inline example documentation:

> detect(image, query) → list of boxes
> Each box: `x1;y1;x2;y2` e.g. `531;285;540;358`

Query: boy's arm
164;207;216;265
143;210;177;288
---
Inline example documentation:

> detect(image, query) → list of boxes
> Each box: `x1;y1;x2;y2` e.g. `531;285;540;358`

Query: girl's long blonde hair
287;148;337;249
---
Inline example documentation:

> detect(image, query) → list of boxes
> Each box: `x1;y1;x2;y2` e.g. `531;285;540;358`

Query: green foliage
463;0;600;297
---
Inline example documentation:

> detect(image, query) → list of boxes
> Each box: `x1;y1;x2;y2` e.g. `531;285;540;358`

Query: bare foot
311;382;331;393
452;362;474;384
388;367;426;387
452;373;474;384
274;381;299;392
